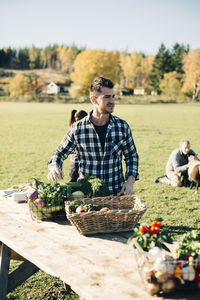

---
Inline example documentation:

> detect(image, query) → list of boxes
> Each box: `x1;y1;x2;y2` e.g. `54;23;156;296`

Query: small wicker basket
28;199;65;221
65;195;146;235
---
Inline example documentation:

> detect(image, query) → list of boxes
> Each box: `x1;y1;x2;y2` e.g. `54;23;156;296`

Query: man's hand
120;176;135;195
47;165;64;181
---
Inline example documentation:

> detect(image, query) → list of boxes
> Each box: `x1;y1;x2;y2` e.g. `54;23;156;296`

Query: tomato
152;220;162;227
156;221;162;227
139;225;150;234
150;226;160;234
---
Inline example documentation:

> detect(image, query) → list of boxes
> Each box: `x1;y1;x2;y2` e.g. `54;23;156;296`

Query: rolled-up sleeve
48;128;76;170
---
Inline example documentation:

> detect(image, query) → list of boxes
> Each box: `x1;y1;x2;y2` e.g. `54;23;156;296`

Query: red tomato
156;221;162;227
139;225;150;234
152;220;162;227
150;226;160;234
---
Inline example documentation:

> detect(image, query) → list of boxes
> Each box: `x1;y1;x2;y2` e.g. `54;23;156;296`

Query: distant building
134;87;145;95
44;82;69;94
119;89;133;96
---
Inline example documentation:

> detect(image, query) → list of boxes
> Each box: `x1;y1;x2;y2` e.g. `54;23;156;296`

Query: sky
0;0;200;55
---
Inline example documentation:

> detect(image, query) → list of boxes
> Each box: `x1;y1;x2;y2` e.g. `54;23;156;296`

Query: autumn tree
120;52;143;88
29;46;41;69
40;44;58;69
9;74;29;96
57;46;78;73
159;71;183;99
182;49;200;101
138;55;154;92
70;49;120;96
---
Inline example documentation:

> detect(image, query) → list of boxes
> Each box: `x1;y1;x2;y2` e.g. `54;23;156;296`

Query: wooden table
0;193;199;300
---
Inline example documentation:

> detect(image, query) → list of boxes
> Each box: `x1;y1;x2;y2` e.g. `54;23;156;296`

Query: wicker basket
65;195;146;235
28;199;65;221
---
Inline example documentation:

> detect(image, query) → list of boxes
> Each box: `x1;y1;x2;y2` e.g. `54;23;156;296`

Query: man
155;140;197;187
47;76;139;195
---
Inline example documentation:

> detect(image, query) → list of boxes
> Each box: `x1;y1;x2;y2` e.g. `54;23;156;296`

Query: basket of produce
27;178;83;221
127;222;200;296
65;195;146;235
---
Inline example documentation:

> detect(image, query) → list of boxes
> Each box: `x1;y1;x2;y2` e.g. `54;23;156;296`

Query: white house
44;82;69;94
134;87;145;95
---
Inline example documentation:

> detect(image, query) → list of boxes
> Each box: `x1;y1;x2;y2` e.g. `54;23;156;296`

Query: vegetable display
27;178;82;220
72;175;110;197
128;220;173;252
176;230;200;261
128;222;200;295
69;201;110;213
27;176;109;220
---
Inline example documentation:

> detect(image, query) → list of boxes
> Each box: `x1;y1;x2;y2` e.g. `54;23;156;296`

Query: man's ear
90;96;96;103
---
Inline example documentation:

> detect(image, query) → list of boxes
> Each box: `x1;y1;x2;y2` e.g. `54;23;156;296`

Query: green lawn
1;101;200;299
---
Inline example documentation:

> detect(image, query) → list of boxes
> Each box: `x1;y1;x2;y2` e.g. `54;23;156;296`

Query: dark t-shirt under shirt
93;122;108;153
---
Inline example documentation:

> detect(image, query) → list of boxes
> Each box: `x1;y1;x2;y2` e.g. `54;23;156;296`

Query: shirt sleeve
48;127;76;170
173;152;188;173
122;124;139;180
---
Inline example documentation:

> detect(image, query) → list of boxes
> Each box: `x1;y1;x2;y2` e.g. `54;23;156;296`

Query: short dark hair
90;76;114;95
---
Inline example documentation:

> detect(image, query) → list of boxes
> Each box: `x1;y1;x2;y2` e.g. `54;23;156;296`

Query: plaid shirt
48;112;139;195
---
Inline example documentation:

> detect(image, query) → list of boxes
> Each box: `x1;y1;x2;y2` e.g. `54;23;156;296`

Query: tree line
0;43;199;100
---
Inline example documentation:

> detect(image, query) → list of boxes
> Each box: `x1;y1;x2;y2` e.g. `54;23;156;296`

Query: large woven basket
65;195;146;235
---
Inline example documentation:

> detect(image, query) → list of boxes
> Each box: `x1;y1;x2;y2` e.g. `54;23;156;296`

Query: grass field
1;101;200;299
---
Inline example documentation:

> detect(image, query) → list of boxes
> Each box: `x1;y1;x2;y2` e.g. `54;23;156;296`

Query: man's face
93;87;115;114
180;142;190;155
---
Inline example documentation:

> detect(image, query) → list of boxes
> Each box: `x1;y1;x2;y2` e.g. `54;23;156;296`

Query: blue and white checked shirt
48;112;139;195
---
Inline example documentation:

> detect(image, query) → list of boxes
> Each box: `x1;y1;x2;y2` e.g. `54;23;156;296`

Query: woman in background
68;110;88;181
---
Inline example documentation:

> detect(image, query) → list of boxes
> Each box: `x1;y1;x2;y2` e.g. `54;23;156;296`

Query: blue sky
0;0;199;55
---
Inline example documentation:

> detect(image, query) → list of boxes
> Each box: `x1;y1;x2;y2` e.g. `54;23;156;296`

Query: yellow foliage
119;52;152;88
57;46;77;73
9;74;29;96
182;49;200;94
159;71;182;99
70;49;120;96
140;55;154;88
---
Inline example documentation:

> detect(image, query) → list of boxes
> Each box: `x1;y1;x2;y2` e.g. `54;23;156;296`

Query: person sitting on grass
155;140;198;187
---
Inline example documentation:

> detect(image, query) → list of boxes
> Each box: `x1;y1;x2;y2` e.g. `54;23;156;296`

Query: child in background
68;110;88;181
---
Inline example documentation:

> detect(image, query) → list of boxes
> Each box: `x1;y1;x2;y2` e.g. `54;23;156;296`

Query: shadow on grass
162;225;198;237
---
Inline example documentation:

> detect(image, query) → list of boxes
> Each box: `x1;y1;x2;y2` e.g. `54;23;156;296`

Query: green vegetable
71;191;85;200
88;176;109;197
76;176;92;195
176;230;200;260
69;200;99;213
127;222;173;252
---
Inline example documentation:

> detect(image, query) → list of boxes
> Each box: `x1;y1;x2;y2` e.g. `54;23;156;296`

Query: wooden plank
0;243;11;300
7;260;39;293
